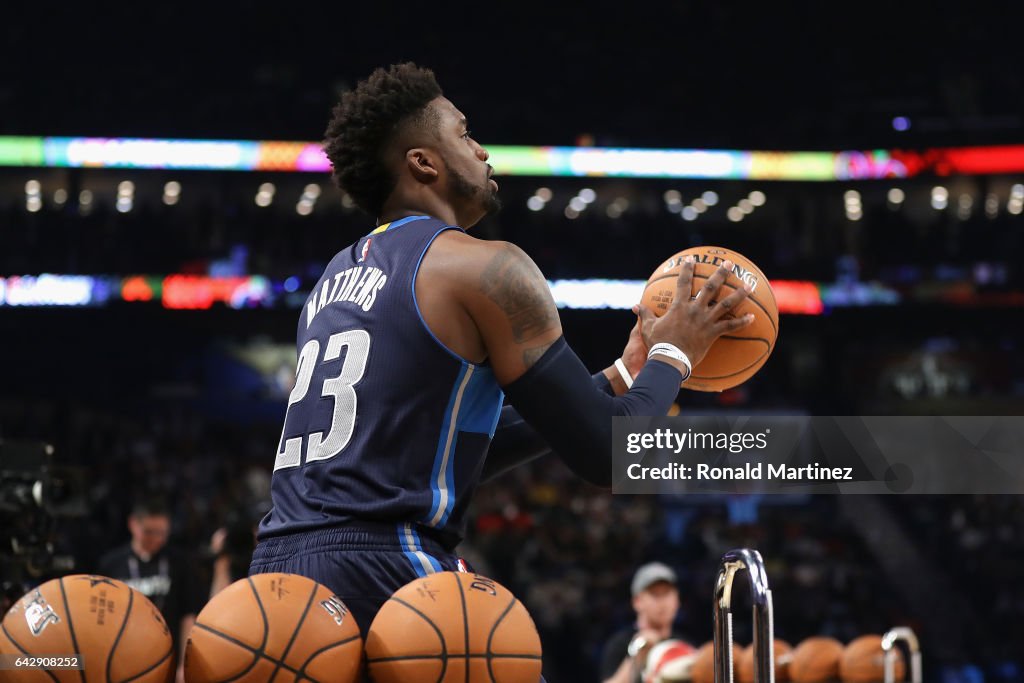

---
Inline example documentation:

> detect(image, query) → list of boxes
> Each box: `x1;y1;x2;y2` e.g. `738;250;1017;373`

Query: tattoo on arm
480;245;559;345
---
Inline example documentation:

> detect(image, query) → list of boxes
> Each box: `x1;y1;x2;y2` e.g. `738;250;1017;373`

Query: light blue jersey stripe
398;523;439;577
436;368;503;527
409;526;444;572
424;362;473;527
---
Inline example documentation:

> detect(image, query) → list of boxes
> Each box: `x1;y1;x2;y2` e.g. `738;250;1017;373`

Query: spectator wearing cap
600;562;685;683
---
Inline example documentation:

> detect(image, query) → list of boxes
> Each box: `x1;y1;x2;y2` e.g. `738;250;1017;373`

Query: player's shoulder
427;237;550;312
429;227;494;253
430;232;540;278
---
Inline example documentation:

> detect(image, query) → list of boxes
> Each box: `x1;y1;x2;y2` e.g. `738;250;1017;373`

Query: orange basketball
789;636;845;683
640;246;778;392
0;574;174;683
737;639;793;683
184;573;362;683
840;634;906;683
691;640;743;683
366;571;541;683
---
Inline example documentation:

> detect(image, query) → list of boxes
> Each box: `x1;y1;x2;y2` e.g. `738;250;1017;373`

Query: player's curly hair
323;63;443;216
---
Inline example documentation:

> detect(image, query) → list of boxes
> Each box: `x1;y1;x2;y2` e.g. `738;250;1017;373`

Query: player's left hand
622;306;650;376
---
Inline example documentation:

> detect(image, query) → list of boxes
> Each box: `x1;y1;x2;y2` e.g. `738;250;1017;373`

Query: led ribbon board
4;136;1024;180
0;274;845;314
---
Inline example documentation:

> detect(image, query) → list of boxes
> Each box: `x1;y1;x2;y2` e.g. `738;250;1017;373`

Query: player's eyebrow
458;117;468;130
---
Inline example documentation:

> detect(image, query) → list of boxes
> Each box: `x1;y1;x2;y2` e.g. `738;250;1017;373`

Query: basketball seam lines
268;581;318;682
486;595;521;683
690;336;772;380
118;646;175;683
208;577;272;683
296;634;362;682
248;577;271;655
58;577;87;683
1;621;60;683
454;575;470;683
379;596;448;681
719;335;771;343
193;622;305;679
106;581;134;683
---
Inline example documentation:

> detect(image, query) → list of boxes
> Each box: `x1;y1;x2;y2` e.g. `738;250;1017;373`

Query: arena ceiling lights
3;136;1024;181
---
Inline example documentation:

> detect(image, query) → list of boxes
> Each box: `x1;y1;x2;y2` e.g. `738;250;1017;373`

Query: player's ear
406;148;440;183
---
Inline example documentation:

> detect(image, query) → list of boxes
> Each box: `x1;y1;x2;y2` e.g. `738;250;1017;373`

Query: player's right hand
635;256;754;370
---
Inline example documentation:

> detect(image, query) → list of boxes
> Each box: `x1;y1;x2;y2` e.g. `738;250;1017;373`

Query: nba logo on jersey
358;238;373;262
457;558;469;573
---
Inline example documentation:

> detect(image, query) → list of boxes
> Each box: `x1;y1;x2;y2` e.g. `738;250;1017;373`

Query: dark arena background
2;2;1024;682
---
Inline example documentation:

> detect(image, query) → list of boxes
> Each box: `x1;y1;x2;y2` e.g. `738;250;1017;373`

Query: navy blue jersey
258;215;503;547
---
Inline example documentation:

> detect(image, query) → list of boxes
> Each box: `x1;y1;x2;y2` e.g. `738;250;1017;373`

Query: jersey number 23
273;330;370;471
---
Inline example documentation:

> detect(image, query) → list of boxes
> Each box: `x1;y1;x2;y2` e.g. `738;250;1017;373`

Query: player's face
633;581;679;628
433;97;501;225
129;514;170;555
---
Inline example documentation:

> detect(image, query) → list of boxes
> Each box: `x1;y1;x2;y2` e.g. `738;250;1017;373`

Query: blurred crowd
469;458;911;681
890;495;1024;679
7;396;1022;681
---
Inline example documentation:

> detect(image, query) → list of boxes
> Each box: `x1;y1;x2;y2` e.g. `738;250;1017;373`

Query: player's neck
379;207;455;228
379;190;469;228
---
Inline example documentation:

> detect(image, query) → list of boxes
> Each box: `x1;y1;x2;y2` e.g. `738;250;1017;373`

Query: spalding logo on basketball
659;252;761;292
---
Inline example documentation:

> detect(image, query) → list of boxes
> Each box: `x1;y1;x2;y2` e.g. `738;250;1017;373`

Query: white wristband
648;343;692;381
613;358;634;389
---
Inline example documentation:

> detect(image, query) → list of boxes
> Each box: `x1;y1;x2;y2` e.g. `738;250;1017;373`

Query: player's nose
475;143;489;162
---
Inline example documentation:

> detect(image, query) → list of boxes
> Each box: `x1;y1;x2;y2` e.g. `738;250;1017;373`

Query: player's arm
481;326;640;483
459;240;752;486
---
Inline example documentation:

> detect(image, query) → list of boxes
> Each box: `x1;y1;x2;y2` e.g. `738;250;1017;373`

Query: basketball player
249;63;753;651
